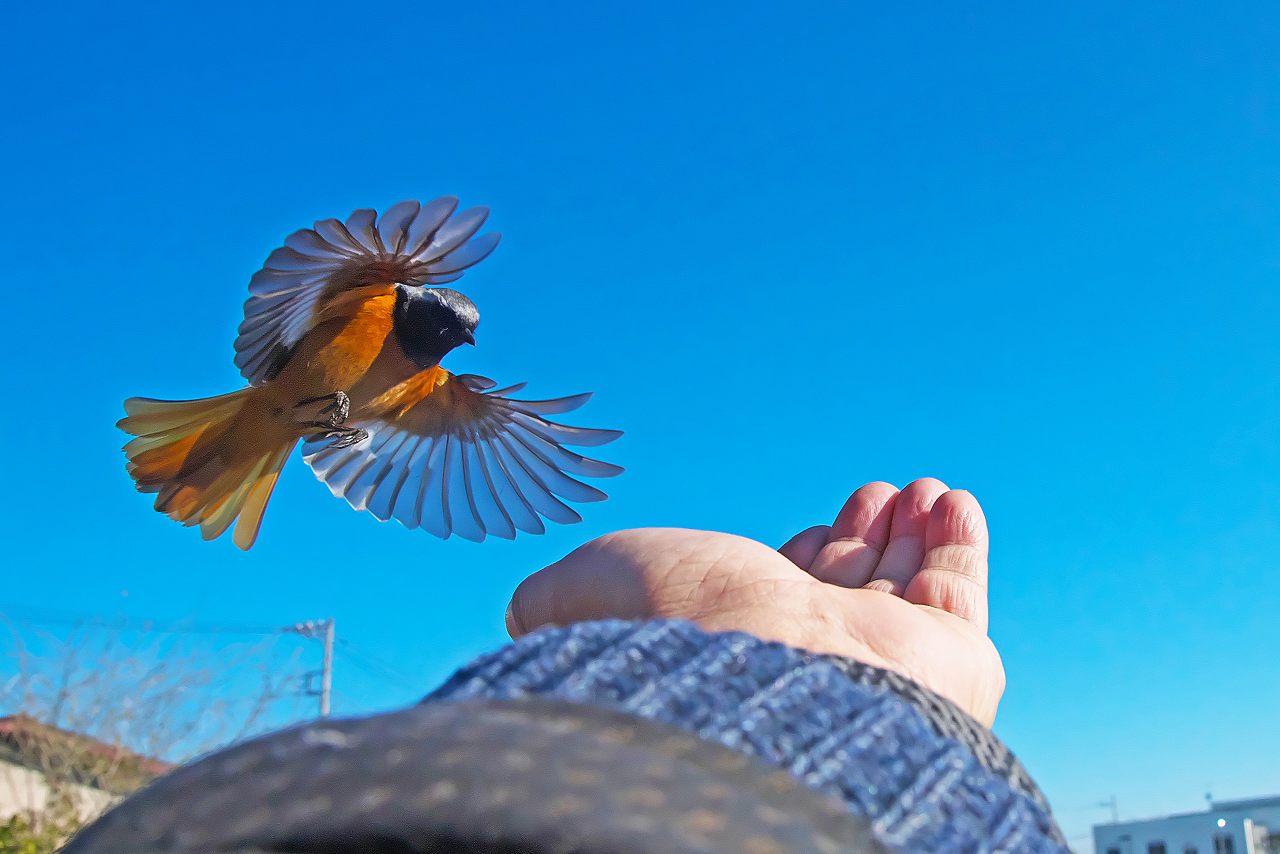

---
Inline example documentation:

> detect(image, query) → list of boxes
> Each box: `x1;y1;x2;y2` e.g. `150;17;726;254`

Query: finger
864;477;948;596
904;490;990;631
506;533;656;638
807;482;899;587
778;525;830;569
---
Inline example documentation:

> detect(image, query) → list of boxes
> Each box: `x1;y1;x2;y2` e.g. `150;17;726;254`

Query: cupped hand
506;479;1005;725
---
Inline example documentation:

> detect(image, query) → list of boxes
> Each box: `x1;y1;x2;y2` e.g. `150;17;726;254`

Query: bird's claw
327;427;368;449
296;391;351;427
303;421;368;449
322;392;351;425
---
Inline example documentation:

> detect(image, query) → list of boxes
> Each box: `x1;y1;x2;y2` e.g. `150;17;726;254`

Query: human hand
506;479;1005;724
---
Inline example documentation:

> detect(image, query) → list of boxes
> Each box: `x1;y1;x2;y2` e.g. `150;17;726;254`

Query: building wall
0;759;116;824
1094;800;1280;854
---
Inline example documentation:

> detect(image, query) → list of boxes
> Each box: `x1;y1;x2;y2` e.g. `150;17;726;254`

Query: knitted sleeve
428;618;1068;852
65;618;1068;854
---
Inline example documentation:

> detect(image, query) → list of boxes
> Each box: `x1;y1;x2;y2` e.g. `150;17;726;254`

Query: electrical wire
0;603;293;636
333;639;420;692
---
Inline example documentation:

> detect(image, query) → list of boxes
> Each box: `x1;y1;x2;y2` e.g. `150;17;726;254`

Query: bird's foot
295;391;351;427
305;422;369;450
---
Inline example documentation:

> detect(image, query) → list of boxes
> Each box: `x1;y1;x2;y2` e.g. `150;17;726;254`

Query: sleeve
428;619;1069;852
65;619;1069;854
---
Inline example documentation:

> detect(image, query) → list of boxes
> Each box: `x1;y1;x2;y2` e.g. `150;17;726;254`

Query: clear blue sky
3;2;1277;849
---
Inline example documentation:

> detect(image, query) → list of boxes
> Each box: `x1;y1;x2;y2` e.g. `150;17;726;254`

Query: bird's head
425;287;480;347
393;286;481;368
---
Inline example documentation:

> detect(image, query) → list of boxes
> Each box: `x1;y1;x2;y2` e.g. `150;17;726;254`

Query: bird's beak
462;329;476;346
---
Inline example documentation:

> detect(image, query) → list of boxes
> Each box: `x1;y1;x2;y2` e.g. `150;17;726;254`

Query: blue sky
3;2;1278;849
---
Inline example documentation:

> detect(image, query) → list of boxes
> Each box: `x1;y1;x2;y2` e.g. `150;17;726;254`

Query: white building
1094;796;1280;854
0;714;171;825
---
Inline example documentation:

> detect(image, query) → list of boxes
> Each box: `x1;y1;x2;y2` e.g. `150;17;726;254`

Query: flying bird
118;198;622;550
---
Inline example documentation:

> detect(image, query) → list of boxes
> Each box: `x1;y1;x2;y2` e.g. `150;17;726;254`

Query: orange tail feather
119;389;296;550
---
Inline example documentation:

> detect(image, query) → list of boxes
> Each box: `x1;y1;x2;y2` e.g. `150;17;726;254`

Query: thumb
504;532;662;638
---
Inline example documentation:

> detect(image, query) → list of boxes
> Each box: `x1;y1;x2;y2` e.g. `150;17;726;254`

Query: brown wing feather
235;199;500;386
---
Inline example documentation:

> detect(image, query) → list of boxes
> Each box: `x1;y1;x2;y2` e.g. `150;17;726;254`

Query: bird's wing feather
235;198;500;385
301;370;623;541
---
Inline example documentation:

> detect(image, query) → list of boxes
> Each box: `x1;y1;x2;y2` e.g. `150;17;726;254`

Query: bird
118;197;622;550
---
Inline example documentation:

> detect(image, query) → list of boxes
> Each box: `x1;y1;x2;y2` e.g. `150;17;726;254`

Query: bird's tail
118;389;296;550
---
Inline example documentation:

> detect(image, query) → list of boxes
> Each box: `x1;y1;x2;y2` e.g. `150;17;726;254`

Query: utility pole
320;617;334;718
290;617;335;718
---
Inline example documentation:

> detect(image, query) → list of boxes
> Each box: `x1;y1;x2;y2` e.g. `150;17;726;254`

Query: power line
333;639;419;692
0;606;417;718
0;604;288;637
2;605;340;717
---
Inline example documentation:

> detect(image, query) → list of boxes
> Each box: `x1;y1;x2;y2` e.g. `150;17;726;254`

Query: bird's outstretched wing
235;198;499;386
301;370;623;541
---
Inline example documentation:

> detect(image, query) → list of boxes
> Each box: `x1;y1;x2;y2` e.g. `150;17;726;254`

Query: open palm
506;479;1005;724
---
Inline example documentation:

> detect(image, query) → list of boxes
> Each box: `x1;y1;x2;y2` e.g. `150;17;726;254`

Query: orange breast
262;287;461;430
267;292;402;407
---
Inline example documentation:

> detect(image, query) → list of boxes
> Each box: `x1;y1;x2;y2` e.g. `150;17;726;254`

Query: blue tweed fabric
427;618;1068;853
